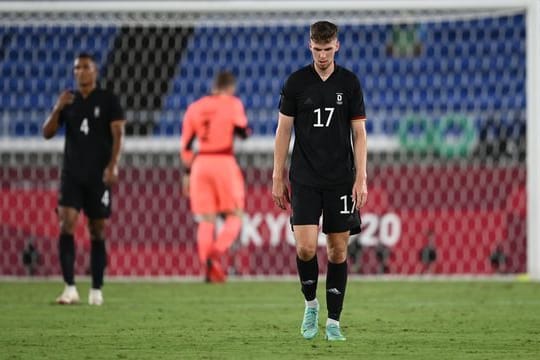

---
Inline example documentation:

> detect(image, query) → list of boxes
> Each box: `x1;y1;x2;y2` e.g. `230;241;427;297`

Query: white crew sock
305;298;319;308
326;318;339;327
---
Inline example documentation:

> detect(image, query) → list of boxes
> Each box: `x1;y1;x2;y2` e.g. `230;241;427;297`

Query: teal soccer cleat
325;323;346;341
300;305;319;339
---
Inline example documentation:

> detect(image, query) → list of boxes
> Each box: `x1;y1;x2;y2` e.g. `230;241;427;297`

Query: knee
223;211;243;225
59;217;76;235
198;214;217;224
327;244;347;263
232;209;244;218
88;223;105;240
296;243;317;261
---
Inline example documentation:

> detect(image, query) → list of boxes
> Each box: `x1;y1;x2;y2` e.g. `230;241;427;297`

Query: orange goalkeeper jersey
180;94;248;167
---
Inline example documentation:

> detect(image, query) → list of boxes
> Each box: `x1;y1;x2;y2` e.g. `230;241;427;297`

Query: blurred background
0;1;530;278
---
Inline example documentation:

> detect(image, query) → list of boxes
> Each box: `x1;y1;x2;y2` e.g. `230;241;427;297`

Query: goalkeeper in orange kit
180;71;250;282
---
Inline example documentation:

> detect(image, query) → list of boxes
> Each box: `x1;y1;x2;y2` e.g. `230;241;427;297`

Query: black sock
58;233;75;285
90;238;107;289
296;255;318;301
326;260;348;321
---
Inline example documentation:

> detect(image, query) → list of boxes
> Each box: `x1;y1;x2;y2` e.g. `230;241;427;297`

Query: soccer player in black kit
272;21;368;340
42;53;126;305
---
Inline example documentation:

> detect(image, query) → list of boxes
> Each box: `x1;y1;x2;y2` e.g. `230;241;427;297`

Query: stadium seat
0;16;527;137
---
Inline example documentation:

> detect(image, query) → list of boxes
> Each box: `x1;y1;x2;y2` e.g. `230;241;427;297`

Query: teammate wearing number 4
180;71;249;283
272;21;368;341
43;53;126;305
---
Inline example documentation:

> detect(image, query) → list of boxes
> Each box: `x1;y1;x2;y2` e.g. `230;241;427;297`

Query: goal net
0;1;536;278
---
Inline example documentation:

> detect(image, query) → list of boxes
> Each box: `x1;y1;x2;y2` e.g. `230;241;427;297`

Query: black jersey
279;63;366;188
59;87;125;182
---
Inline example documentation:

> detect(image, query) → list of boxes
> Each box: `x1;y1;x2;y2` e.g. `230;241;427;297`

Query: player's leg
87;218;107;305
58;206;79;286
291;182;323;339
56;205;81;304
84;183;112;305
294;225;320;339
189;158;222;282
196;213;226;283
196;214;216;264
324;231;349;341
211;210;242;257
211;159;244;258
321;184;360;341
295;225;320;302
55;175;83;304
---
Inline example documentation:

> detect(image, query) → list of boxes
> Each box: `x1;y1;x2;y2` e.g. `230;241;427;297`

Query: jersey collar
75;86;99;101
310;62;340;82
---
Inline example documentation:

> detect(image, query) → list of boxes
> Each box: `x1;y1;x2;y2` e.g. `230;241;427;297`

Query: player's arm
103;119;126;186
180;107;196;196
42;90;74;139
234;126;251;139
272;112;294;210
351;119;368;209
233;98;251;139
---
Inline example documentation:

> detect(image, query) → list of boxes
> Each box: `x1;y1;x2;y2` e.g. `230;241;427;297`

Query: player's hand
103;164;119;186
352;177;368;210
54;90;75;111
182;174;190;197
272;177;290;210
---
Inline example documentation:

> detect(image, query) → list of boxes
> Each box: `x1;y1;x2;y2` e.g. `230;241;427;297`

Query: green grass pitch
1;280;539;359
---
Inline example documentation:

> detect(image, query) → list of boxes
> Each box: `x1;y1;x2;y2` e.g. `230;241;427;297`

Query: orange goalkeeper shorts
189;155;245;214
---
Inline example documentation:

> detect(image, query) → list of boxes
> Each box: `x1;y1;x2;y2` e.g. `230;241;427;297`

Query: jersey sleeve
180;105;196;170
58;108;67;126
233;98;248;128
233;98;250;139
279;76;297;117
109;94;125;122
349;75;366;121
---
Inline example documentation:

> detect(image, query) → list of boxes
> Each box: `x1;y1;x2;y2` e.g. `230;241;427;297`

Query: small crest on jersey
336;93;343;105
94;106;100;118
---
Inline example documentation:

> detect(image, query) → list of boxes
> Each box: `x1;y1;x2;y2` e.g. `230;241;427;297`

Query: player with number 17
272;21;368;341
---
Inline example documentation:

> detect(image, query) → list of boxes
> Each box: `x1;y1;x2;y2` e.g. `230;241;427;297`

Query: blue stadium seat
0;25;117;135
1;16;527;137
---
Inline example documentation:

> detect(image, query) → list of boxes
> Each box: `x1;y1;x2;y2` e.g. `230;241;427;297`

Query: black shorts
290;181;361;235
58;175;112;219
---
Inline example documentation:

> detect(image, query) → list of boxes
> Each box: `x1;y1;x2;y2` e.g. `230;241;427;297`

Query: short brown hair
213;71;236;90
310;21;338;43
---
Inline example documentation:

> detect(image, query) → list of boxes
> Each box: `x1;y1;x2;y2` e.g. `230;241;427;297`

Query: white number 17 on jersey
313;107;334;127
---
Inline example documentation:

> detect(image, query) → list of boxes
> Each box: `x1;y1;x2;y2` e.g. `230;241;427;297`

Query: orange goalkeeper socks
197;221;215;264
212;215;242;256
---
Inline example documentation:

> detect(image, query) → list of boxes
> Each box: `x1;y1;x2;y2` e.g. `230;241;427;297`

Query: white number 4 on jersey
80;118;89;135
101;190;109;207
